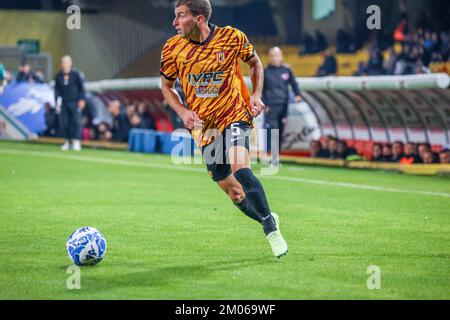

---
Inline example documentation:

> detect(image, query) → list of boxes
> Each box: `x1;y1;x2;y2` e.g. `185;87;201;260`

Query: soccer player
160;0;288;257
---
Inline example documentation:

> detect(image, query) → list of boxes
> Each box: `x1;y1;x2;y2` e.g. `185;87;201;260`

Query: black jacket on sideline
262;64;300;106
54;69;85;104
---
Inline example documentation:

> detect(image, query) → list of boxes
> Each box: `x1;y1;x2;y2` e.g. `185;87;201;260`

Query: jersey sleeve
160;41;178;81
235;29;255;62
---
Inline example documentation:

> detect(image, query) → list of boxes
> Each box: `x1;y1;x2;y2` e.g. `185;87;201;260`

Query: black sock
234;197;262;224
234;168;276;235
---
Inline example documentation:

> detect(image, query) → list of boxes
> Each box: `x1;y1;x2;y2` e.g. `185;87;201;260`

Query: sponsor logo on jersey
188;71;225;98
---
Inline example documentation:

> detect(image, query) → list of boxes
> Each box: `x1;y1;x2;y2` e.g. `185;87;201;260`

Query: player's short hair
175;0;212;22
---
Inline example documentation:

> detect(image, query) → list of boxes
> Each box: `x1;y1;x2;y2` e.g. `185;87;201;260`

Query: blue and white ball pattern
66;227;107;266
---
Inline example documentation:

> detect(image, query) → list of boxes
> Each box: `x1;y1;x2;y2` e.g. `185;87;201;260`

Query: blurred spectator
137;103;156;130
366;48;385;75
16;63;32;82
327;137;339;159
393;14;409;43
43;103;58;137
82;115;94;141
335;140;356;159
54;55;86;151
317;138;331;158
94;122;113;141
108;100;129;142
315;30;328;53
439;150;450;164
336;29;356;54
439;31;450;60
31;68;45;84
417;142;436;163
263;47;301;151
316;50;337;77
354;61;368;76
400;142;421;164
422;150;437;164
125;104;136;122
382;143;393;161
384;47;398;75
299;33;315;55
391;141;405;162
371;143;384;162
309;140;321;158
129;113;143;129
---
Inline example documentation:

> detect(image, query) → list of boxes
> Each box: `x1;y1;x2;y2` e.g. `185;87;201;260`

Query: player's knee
230;162;249;174
227;186;245;202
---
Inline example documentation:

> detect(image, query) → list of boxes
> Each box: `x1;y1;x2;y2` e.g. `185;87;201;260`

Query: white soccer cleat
61;141;71;151
266;212;288;258
72;140;81;151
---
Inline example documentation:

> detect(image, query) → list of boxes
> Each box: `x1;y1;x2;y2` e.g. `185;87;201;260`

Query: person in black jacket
262;47;301;152
54;55;86;151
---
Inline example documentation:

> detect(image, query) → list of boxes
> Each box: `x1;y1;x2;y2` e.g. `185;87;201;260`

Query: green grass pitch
0;140;449;299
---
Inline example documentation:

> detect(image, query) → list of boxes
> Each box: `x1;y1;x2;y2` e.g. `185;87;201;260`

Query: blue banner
0;83;54;134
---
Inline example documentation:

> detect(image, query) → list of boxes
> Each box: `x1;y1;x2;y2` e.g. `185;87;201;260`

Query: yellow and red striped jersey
160;24;255;146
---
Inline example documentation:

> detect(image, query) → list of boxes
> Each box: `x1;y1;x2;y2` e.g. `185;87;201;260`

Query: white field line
1;147;449;199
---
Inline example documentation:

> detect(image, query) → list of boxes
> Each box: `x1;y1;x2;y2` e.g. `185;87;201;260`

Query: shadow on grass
82;256;273;290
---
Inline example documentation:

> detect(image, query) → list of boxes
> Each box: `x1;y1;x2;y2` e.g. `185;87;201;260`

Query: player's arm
160;77;203;130
245;54;265;117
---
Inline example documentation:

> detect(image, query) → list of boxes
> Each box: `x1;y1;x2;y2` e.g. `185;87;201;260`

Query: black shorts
201;121;250;182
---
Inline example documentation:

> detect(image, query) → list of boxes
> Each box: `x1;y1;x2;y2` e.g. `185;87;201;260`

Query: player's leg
228;144;276;235
225;122;277;234
226;121;288;257
202;137;261;224
216;174;262;224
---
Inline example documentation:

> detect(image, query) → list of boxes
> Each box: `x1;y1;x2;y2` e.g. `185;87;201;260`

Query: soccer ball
66;227;107;266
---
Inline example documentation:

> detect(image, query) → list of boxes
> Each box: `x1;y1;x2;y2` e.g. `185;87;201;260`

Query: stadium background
0;0;449;300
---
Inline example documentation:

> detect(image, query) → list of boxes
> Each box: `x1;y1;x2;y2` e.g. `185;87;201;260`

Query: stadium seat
432;145;442;153
128;129;158;153
346;140;356;148
158;131;195;156
354;140;365;155
362;141;374;160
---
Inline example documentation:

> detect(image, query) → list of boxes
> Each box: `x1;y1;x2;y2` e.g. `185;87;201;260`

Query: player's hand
180;109;203;130
250;94;265;117
294;95;302;103
78;100;86;110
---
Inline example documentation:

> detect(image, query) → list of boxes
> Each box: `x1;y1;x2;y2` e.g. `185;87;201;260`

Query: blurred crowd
355;20;450;76
370;141;449;164
307;13;450;77
15;63;46;83
309;137;358;160
44;99;158;142
310;136;450;164
0;63;46;85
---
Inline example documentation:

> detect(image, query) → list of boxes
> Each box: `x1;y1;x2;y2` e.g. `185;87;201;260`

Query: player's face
173;6;198;38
